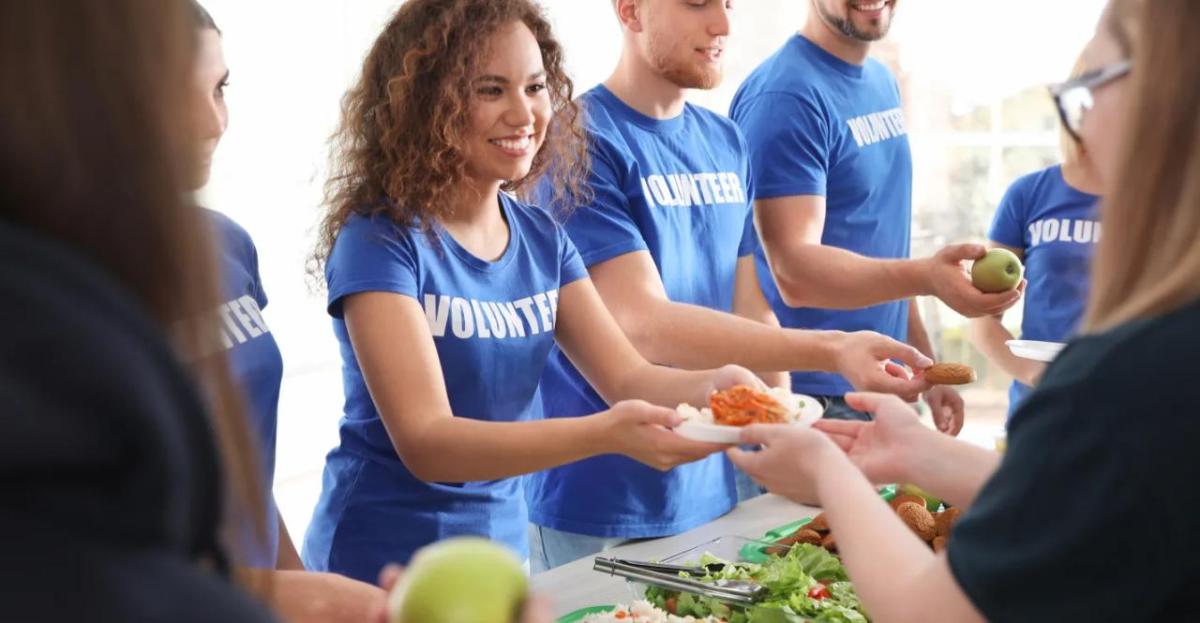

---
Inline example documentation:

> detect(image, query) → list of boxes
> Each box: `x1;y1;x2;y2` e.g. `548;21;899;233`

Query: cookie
923;362;977;385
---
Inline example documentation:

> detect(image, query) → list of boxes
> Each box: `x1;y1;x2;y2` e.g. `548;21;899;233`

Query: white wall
197;0;1106;543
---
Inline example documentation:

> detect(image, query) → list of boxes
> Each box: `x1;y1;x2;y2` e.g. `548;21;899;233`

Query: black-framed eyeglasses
1049;59;1132;143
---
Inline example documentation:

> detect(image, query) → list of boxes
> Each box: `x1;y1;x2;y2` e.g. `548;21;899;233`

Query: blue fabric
527;85;756;539
301;194;588;582
207;210;284;569
988;165;1099;416
730;34;912;397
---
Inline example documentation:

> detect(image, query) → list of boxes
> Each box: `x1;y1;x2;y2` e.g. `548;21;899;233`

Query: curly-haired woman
300;0;759;582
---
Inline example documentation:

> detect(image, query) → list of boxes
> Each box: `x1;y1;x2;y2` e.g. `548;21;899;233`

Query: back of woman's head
0;0;207;326
313;0;588;271
1086;0;1200;329
0;0;266;573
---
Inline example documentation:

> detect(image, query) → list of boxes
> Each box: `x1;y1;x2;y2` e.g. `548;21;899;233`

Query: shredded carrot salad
709;385;789;426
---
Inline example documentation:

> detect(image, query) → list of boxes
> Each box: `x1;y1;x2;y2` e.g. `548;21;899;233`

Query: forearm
254;569;386;623
815;448;938;617
899;428;1001;509
732;267;792;388
967;316;1037;385
815;448;984;623
397;413;611;483
769;244;930;309
627;297;843;373
276;511;305;571
607;362;721;409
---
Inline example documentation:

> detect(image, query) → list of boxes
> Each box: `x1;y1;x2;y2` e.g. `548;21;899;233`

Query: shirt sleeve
731;91;831;200
946;341;1186;620
245;238;269;310
558;225;589;287
555;135;650;268
988;176;1030;248
737;131;759;258
324;216;420;318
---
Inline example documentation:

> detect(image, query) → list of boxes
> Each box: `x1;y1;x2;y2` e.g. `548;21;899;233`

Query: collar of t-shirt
792;33;866;80
589;83;688;135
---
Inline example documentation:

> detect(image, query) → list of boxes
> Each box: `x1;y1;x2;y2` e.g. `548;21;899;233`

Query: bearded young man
526;0;935;571
730;0;1023;424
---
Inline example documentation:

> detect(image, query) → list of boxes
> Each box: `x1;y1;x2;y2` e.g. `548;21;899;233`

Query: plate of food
674;385;824;444
562;601;725;622
1006;339;1066;363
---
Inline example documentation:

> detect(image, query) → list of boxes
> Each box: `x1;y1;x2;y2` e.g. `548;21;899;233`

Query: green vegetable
642;544;869;622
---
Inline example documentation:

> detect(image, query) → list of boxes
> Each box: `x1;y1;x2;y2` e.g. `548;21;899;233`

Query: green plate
738;486;899;563
557;605;615;623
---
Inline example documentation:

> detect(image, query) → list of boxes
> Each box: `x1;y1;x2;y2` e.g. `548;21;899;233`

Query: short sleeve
324;215;420;318
737;209;757;258
988;176;1030;249
558;227;589;287
552;136;650;268
731;92;830;200
244;239;269;310
946;344;1188;620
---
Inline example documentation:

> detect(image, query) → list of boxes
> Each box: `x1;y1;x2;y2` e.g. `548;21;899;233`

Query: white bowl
1006;339;1066;363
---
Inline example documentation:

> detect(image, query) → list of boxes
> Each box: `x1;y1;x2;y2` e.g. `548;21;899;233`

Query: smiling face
186;28;229;190
460;20;552;187
636;0;733;90
811;0;898;42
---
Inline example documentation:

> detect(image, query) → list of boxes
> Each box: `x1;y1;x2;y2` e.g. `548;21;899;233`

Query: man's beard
647;37;723;90
817;2;892;42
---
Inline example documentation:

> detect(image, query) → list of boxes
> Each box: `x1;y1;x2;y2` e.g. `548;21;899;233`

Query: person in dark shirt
0;0;275;620
728;0;1200;620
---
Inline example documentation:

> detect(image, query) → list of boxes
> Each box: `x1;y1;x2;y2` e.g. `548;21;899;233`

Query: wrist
789;329;846;373
895;425;950;486
585;411;622;457
907;256;936;297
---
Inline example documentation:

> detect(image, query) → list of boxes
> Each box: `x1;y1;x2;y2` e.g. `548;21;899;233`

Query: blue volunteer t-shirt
989;164;1100;416
527;84;757;538
301;194;588;581
207;209;284;569
730;34;912;397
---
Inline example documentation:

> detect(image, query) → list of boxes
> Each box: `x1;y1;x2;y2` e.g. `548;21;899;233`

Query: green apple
898;483;942;512
971;248;1024;293
388;537;528;623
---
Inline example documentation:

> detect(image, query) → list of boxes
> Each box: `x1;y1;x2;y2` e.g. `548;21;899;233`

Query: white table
531;494;819;617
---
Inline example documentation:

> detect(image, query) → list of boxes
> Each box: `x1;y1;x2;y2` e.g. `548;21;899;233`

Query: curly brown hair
312;0;589;274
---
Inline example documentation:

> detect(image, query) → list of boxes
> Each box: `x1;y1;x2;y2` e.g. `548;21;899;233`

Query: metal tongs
592;557;767;605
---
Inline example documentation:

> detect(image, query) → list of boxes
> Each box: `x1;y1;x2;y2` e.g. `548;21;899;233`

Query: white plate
1006;339;1066;363
674;393;825;444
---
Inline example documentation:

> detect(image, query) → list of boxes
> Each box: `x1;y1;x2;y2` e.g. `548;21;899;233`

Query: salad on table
642;544;869;623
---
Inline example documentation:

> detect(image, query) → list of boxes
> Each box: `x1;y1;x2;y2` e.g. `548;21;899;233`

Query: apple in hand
388;537;528;623
971;248;1024;293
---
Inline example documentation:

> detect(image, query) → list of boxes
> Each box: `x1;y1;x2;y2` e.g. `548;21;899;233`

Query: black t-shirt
948;298;1200;622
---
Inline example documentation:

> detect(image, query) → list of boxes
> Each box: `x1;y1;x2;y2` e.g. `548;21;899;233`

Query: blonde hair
1086;0;1200;330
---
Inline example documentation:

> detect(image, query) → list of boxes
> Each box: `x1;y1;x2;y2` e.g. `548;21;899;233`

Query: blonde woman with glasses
728;0;1200;619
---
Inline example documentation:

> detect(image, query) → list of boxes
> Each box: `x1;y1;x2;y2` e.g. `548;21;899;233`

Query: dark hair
190;0;221;33
0;0;263;577
312;0;589;273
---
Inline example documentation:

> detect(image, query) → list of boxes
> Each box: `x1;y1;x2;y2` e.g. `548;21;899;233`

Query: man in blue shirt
528;0;934;571
730;0;1023;424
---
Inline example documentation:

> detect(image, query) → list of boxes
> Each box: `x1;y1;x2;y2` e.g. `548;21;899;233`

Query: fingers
821;431;856;452
878;341;934;370
843;391;901;414
940;242;988;263
629;402;683;428
520;594;553;623
736;423;776;446
725;446;763;476
377;564;403;592
857;370;928;398
812;418;866;436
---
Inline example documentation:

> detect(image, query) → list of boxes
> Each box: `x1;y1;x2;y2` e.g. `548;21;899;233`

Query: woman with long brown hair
302;0;762;582
729;0;1200;619
0;0;273;620
184;3;389;620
